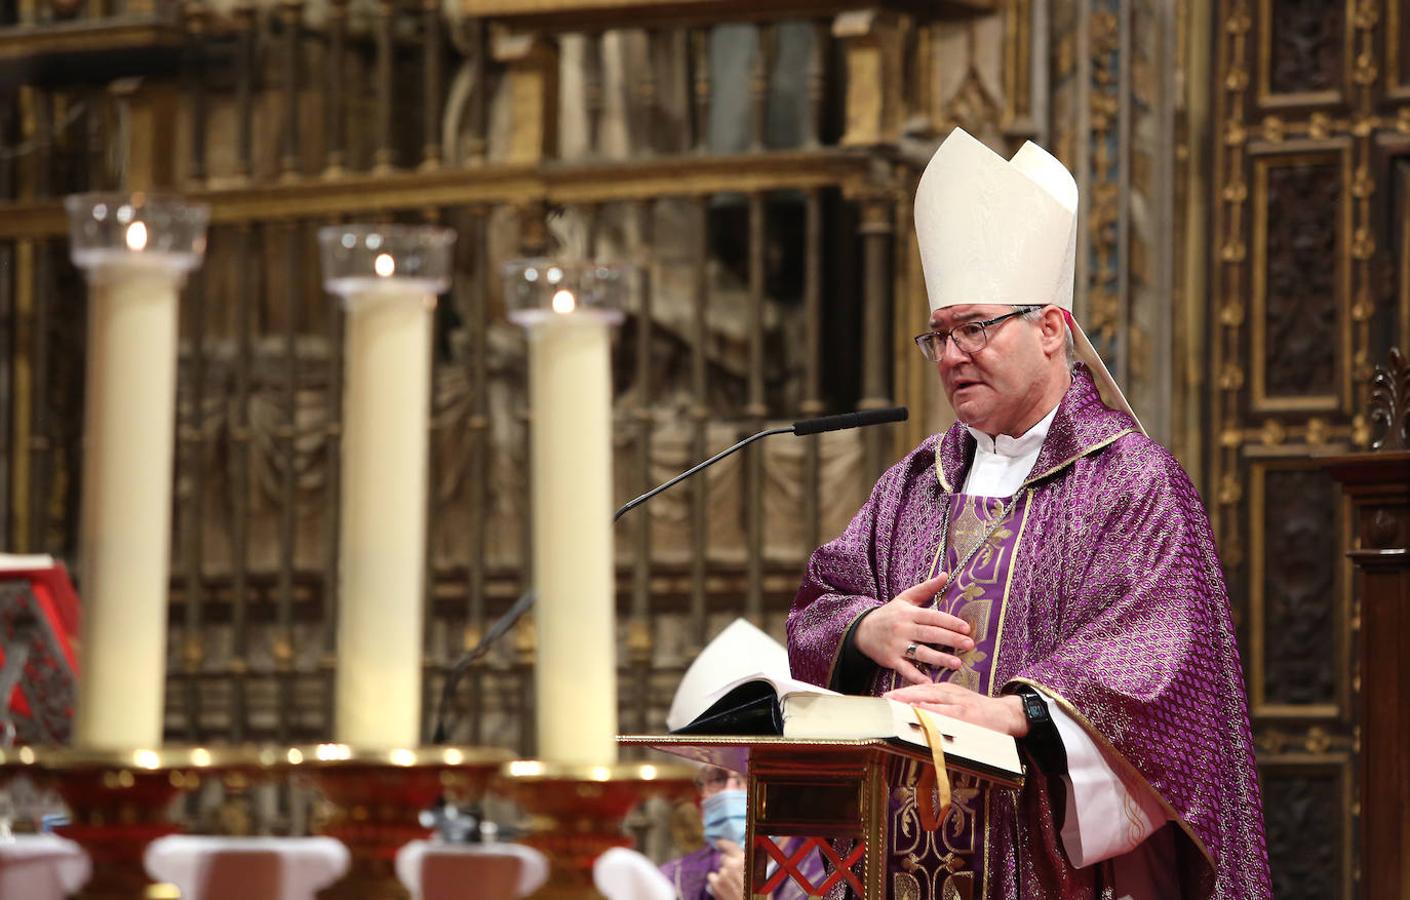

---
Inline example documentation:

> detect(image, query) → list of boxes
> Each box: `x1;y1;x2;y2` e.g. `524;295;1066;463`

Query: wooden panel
1250;146;1349;412
1257;0;1349;107
1260;755;1352;900
1388;0;1410;100
1249;462;1344;716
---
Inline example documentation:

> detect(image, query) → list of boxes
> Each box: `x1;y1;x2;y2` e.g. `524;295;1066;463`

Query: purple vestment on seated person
660;846;716;900
660;838;827;900
786;365;1271;898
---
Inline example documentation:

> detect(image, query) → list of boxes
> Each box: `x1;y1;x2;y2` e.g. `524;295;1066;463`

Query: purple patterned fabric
660;839;827;900
661;846;716;900
786;365;1271;898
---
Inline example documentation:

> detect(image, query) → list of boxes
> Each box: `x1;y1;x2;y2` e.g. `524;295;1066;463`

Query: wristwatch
1013;685;1068;776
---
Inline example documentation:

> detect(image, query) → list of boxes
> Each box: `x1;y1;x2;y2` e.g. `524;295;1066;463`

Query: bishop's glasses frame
912;308;1032;362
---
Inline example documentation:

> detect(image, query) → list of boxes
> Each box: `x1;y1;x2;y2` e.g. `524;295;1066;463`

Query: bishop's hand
884;682;1029;737
854;573;973;685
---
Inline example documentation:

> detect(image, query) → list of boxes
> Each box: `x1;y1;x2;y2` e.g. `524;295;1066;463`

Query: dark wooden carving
1264;162;1339;397
1368;347;1409;451
1262;467;1338;704
1268;0;1345;96
1263;769;1341;899
1400;2;1410;90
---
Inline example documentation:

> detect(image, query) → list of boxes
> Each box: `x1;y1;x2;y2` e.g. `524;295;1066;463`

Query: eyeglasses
913;309;1030;361
695;767;742;795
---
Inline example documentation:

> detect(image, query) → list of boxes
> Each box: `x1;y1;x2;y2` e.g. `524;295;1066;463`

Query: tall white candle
74;266;184;750
525;314;619;765
335;288;434;749
66;194;208;751
320;224;453;750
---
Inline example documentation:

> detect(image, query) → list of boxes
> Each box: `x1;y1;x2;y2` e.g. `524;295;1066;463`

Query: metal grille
0;4;934;756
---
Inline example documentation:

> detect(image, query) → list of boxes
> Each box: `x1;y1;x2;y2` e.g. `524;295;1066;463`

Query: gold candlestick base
299;745;513;900
0;746;259;900
499;761;696;900
1;744;514;900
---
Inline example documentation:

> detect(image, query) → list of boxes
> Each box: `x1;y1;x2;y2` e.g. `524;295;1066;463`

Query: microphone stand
613;426;793;522
431;407;907;746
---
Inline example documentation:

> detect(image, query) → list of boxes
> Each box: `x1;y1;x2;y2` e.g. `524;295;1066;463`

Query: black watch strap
1013;685;1068;776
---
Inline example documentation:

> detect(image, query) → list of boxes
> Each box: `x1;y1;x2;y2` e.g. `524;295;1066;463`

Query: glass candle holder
502;258;629;326
318;224;455;299
65;193;209;274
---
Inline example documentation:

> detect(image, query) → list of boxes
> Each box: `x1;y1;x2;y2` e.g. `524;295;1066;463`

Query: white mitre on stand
913;127;1144;435
666;618;791;732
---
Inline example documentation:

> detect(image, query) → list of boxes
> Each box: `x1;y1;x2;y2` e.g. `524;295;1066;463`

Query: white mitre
665;618;790;732
913;127;1143;434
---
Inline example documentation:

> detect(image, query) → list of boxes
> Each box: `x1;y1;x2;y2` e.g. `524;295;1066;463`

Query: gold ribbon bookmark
914;707;953;831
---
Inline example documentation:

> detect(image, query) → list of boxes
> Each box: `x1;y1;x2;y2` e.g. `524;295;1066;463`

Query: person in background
659;620;826;900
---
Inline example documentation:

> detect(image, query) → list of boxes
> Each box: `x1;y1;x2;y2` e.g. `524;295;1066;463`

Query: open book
671;672;1023;786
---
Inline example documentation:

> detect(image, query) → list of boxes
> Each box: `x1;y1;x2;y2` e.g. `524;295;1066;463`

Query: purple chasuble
786;365;1271;899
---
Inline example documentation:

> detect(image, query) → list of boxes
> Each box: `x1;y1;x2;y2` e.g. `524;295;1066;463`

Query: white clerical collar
964;402;1060;458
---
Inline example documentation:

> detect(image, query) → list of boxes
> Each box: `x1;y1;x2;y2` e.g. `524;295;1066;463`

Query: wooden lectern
620;735;1022;899
1322;348;1410;900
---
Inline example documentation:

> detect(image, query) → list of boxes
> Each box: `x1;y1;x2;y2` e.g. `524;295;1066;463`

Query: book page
781;693;1022;779
696;671;839;711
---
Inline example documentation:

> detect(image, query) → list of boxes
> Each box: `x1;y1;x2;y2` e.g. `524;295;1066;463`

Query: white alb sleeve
1037;693;1168;867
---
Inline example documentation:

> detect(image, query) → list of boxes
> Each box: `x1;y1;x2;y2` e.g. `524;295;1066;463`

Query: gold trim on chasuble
895;493;1033;900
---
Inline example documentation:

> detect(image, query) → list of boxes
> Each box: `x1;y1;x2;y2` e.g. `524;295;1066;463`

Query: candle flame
389;749;417;767
374;253;396;277
134;750;161;770
125;221;149;252
551;289;577;314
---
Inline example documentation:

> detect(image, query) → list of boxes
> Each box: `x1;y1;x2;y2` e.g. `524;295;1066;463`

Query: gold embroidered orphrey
890;490;1033;900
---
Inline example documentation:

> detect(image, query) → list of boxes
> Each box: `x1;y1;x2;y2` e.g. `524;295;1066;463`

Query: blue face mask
701;789;748;847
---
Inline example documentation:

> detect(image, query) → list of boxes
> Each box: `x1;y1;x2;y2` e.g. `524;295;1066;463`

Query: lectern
1322;346;1410;900
1323;449;1410;900
620;735;1022;899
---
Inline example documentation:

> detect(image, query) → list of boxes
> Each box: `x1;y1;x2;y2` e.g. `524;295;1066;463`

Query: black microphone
791;406;909;437
431;405;907;743
614;406;908;522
